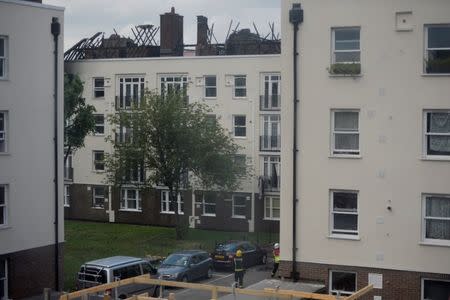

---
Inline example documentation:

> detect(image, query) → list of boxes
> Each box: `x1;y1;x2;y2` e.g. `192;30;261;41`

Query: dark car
212;241;267;269
157;250;213;282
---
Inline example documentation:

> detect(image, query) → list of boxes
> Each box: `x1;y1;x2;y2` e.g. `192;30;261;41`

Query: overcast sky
44;0;281;51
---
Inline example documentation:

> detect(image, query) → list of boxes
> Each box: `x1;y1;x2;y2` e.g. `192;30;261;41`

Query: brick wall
279;260;450;300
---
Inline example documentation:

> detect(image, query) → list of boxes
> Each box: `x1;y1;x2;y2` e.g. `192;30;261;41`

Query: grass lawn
64;220;278;291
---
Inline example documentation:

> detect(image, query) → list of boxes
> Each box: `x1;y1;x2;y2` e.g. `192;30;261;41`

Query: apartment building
0;0;64;298
280;0;450;299
64;9;281;233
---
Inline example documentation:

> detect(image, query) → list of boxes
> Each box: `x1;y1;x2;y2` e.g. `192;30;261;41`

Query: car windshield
216;243;237;252
162;254;190;267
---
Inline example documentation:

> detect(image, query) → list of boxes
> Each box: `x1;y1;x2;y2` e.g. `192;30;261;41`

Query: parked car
157;250;213;282
212;241;267;269
77;256;159;298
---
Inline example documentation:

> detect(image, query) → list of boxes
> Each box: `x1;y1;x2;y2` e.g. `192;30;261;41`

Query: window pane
426;197;450;218
0;259;5;277
424;280;450;300
335;134;359;150
272;197;280;209
205;204;215;214
234;206;246;216
235;76;246;87
205;76;216;86
0;59;3;77
426;219;450;240
235;116;246;126
0;207;4;225
0;39;4;56
335;29;360;43
94;78;104;87
429;113;450;133
95;187;104;197
428;27;450;48
331;272;356;292
127;189;136;199
428;136;450;155
235;127;246;136
205;87;216;97
333;192;357;211
335;52;360;63
273;208;280;218
235;88;247;97
128;200;137;209
335;112;358;131
334;214;358;231
234;196;246;206
0;186;4;205
335;40;360;51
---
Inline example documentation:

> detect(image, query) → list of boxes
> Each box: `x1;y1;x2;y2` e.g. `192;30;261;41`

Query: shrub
329;63;361;75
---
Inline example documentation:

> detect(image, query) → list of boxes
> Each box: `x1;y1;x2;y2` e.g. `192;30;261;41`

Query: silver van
77;256;159;298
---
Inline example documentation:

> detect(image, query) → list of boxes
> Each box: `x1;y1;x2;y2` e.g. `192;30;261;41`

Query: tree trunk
169;186;183;240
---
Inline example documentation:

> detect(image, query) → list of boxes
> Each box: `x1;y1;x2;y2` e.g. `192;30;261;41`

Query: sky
44;0;281;51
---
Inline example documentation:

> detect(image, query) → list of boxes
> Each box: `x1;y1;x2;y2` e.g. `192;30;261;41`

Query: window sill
201;214;216;217
233;136;247;139
419;241;450;248
420;156;450;162
328;74;363;78
203;97;217;100
93;97;105;100
327;234;360;241
232;97;248;100
329;155;362;159
0;77;9;81
421;73;450;77
93;170;106;173
94;134;105;137
232;215;246;219
0;225;11;230
64;205;70;208
92;206;105;210
263;218;280;221
119;209;142;212
160;211;184;215
0;152;10;156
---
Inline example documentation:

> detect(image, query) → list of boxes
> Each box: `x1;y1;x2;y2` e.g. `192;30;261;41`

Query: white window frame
0;36;8;80
329;270;357;296
424;24;450;74
261;156;281;192
329;190;359;237
160;190;184;215
94;114;105;136
117;76;145;109
0;259;8;300
233;115;246;138
331;27;361;65
92;150;105;172
423;110;450;159
422;194;450;246
120;188;142;211
421;278;450;300
260;115;281;151
202;193;216;217
0;185;8;227
264;196;280;220
93;77;105;98
331;109;360;157
0;111;8;153
232;194;246;219
159;74;188;97
233;75;247;98
63;185;70;207
92;186;105;209
260;73;281;110
204;75;217;99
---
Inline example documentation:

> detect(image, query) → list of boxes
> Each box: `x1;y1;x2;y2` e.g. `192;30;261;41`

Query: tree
64;73;96;163
106;91;249;239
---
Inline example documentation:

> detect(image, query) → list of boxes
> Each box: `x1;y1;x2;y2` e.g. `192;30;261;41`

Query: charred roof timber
64;7;280;61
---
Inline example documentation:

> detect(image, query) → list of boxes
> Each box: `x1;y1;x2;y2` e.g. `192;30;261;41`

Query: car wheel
261;254;267;265
206;267;213;279
118;294;127;299
152;286;160;298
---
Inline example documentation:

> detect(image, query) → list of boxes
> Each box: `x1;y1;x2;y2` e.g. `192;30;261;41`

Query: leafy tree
64;73;96;163
106;91;249;239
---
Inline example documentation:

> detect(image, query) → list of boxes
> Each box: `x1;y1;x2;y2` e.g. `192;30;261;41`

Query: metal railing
260;94;281;111
115;95;141;110
260;135;281;151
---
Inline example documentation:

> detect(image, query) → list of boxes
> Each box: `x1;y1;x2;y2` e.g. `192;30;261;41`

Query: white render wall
65;55;280;203
0;0;64;254
281;0;450;275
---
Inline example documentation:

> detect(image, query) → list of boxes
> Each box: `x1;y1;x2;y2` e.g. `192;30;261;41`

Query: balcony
260;175;280;193
115;95;141;110
64;167;73;181
260;94;281;111
260;135;281;151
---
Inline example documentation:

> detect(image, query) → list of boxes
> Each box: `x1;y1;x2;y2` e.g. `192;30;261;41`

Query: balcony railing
260;135;281;151
260;95;281;111
260;175;280;193
64;167;73;181
115;95;141;110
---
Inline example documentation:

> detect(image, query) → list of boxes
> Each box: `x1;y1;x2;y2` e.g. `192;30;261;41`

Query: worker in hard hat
234;249;244;288
271;243;280;278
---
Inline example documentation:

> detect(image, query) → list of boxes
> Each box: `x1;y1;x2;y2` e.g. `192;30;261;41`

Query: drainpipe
51;17;61;291
289;3;303;282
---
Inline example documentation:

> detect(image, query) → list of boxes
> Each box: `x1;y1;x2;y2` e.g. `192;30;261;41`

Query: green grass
64;220;278;291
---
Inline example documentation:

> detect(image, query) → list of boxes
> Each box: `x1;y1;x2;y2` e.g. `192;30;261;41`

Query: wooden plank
63;276;139;299
345;285;373;300
168;293;176;300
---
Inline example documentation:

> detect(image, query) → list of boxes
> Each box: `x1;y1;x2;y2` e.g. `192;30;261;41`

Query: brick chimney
197;16;208;46
160;7;184;56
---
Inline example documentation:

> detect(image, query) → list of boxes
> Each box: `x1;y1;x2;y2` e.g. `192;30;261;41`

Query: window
233;115;246;137
422;194;450;245
116;77;145;109
0;112;7;153
93;78;105;98
232;194;246;218
64;152;73;181
120;188;141;211
202;193;216;216
332;28;360;64
204;75;217;98
424;111;450;157
0;36;7;79
0;185;7;226
422;279;450;300
331;110;360;156
94;114;105;135
160;75;188;102
124;163;145;183
329;271;356;296
206;114;216;127
234;75;247;98
63;185;70;207
261;74;281;110
260;115;281;151
0;259;7;300
116;125;133;144
261;156;280;192
264;196;280;220
92;151;105;171
424;25;450;74
161;190;184;214
330;191;358;236
92;186;106;208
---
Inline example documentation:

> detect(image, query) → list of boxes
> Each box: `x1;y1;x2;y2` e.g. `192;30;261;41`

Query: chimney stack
160;7;184;56
197;16;208;46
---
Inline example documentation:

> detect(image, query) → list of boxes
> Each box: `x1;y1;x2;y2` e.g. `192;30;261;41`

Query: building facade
0;0;64;298
280;0;450;299
64;54;281;233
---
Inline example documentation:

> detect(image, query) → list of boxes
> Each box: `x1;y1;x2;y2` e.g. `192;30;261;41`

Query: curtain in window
426;196;450;240
429;113;450;152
